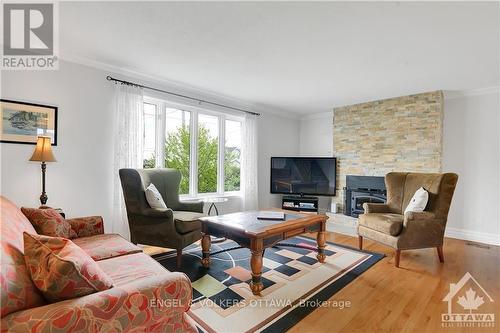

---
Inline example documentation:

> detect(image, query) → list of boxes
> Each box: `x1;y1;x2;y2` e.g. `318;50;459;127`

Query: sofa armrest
67;216;104;237
177;200;204;213
1;272;196;332
362;203;391;214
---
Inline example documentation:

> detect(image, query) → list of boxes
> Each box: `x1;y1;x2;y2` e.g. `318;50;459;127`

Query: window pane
198;114;219;193
225;120;241;191
164;108;191;195
143;103;156;168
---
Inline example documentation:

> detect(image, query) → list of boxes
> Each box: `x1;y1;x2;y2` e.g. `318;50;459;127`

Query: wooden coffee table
199;211;328;295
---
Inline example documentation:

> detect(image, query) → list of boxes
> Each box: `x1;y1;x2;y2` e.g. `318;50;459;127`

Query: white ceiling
60;2;500;115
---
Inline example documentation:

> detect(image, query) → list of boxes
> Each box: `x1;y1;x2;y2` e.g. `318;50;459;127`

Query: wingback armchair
358;172;458;267
119;168;204;267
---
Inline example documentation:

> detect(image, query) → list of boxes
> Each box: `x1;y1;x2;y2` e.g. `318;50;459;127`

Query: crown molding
444;86;500;100
59;52;301;120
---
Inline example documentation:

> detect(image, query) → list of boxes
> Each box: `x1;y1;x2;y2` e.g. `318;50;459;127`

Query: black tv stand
281;195;319;213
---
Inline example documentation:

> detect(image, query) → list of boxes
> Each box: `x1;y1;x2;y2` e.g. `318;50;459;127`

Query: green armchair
119;168;204;267
358;172;458;267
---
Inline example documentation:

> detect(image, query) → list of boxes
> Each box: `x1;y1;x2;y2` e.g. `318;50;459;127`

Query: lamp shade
29;136;56;162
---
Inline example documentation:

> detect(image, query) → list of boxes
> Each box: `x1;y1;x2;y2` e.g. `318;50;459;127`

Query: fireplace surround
344;175;386;217
332;91;443;211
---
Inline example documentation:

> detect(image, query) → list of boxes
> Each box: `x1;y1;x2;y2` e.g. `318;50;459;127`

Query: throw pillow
145;183;168;210
404;187;429;214
23;232;113;302
21;207;77;239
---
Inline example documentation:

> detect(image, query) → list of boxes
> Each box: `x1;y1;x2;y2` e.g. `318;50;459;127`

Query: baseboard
445;227;500;246
326;220;500;246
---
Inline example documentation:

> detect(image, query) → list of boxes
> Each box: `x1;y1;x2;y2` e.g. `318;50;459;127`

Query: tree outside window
142;104;242;196
225;120;241;191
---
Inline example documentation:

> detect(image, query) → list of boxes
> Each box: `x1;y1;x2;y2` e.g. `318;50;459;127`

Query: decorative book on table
257;211;285;220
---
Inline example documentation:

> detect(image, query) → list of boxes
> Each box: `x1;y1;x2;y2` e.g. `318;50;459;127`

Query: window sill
180;192;242;201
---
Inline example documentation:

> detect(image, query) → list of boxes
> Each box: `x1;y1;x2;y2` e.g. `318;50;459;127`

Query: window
225;120;241;191
142;98;242;198
198;114;219;194
164;108;191;195
142;103;156;168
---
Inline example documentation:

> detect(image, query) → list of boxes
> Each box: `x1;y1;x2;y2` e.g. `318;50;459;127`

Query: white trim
60;54;500;119
144;97;244;198
180;192;242;201
156;103;166;168
444;86;500;100
63;53;248;107
445;227;500;246
217;115;225;194
189;110;198;196
61;53;300;120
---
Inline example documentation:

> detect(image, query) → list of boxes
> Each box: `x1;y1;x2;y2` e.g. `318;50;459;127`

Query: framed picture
0;99;58;145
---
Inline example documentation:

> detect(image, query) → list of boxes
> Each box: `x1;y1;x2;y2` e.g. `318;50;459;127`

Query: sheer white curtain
112;84;144;240
241;113;259;210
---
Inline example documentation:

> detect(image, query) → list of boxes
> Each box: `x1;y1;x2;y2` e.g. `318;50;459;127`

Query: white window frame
142;101;159;165
143;96;244;199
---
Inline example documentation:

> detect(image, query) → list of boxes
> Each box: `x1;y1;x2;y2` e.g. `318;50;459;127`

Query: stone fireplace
332;91;443;212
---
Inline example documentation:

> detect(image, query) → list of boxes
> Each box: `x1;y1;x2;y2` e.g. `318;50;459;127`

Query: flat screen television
270;157;337;196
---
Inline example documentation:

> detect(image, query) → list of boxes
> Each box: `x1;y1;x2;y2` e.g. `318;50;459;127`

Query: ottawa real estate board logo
442;272;495;328
2;2;58;70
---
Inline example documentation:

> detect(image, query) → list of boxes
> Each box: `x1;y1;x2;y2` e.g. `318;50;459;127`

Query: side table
202;197;229;243
203;197;229;215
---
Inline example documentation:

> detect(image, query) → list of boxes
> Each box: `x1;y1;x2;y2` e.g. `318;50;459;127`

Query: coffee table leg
250;249;264;295
201;233;211;268
317;230;326;263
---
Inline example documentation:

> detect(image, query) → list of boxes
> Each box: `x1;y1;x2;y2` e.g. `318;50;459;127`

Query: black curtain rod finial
106;75;260;116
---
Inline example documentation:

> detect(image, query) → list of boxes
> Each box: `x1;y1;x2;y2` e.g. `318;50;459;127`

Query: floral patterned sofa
0;196;197;332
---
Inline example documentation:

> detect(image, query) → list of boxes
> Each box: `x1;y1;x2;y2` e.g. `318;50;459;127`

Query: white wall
298;89;500;245
298;112;335;212
443;89;500;245
299;112;333;157
0;60;299;232
258;113;300;209
1;61;116;228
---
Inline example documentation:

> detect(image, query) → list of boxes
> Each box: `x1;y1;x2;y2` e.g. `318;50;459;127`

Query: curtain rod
106;76;260;116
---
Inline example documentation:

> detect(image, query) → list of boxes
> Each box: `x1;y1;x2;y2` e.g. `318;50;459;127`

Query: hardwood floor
289;233;500;333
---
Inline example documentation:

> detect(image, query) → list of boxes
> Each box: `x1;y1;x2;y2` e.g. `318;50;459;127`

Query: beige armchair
358;172;458;267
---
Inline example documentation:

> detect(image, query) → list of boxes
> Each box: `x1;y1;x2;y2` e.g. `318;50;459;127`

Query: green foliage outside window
224;147;240;192
143;125;240;194
143;157;155;169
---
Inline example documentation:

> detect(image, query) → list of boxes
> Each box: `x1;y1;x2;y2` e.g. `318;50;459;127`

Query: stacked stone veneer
332;91;443;209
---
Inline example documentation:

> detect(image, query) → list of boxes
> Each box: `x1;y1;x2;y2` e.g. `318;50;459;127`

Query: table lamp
30;136;56;207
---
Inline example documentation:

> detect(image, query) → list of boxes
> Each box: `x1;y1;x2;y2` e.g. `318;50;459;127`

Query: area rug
153;236;383;333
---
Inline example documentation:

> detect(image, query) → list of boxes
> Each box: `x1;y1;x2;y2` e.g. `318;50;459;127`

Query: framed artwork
0;99;58;145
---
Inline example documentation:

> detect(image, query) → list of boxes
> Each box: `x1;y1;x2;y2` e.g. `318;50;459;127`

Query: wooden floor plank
288;232;500;333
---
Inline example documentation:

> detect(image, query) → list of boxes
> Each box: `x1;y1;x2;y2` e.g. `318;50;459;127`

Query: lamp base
39;162;48;206
40;192;48;206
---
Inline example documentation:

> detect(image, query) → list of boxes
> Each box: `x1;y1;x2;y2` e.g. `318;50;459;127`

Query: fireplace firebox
344;175;387;217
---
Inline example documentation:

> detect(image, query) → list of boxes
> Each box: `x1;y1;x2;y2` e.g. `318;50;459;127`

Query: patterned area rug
153;236;383;333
